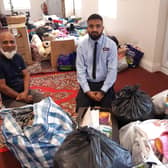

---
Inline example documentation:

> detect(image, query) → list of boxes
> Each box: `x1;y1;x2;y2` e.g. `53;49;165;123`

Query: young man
76;14;118;111
0;30;44;108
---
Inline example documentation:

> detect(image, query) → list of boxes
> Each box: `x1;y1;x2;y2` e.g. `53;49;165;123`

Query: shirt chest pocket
99;49;109;65
84;51;93;64
6;66;22;80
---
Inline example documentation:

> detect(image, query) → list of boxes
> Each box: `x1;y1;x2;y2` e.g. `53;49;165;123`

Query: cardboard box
51;39;75;69
77;107;119;143
6;15;26;25
8;24;32;65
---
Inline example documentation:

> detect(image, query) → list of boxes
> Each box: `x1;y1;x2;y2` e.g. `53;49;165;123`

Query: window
65;0;82;17
74;0;82;15
3;0;31;11
98;0;117;19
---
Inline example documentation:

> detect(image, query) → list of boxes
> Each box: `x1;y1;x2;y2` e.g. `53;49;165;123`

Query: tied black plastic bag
112;85;154;127
54;127;132;168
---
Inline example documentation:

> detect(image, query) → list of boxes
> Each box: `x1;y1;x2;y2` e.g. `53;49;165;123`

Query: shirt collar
88;34;104;45
0;52;16;61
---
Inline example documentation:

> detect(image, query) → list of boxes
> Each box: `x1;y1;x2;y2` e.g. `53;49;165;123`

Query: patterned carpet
30;71;79;118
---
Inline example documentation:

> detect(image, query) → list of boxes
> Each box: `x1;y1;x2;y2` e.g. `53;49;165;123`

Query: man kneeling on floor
0;30;44;108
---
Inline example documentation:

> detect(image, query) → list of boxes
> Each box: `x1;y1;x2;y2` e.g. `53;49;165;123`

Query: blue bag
57;52;76;71
126;44;144;68
0;97;74;168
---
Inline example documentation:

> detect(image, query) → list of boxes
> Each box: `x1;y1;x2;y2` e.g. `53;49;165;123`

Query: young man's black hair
87;14;103;22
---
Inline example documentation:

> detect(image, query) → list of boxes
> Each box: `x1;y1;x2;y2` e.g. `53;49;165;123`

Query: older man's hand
16;92;33;103
16;91;28;100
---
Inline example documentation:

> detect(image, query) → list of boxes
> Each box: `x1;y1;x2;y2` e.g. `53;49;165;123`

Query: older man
0;30;44;108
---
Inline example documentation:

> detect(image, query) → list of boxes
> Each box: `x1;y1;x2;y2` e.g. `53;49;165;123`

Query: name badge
103;47;110;51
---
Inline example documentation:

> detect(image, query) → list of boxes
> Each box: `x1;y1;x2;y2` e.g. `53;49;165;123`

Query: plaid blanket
0;97;74;168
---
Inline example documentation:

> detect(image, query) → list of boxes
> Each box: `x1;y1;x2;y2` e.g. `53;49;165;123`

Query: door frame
161;17;168;75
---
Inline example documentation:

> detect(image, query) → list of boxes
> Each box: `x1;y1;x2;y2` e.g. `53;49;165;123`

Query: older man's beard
0;48;17;59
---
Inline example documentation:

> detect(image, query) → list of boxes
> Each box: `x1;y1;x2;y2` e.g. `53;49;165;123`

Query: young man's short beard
0;48;17;59
88;32;102;40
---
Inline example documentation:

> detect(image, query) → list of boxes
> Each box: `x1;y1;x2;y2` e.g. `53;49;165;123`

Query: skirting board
160;66;168;75
140;59;164;73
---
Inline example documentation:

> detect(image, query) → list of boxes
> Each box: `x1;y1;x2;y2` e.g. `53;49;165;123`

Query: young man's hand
94;91;105;102
86;91;97;101
86;91;105;102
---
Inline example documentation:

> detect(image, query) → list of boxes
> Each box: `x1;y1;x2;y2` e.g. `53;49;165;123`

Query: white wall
47;0;63;17
75;0;168;73
65;0;74;17
74;0;98;20
29;0;43;21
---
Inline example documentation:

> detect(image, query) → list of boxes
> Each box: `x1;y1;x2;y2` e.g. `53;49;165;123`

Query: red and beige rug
30;71;79;118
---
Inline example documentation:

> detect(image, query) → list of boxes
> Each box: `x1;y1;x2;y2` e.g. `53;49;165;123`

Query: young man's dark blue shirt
0;53;26;100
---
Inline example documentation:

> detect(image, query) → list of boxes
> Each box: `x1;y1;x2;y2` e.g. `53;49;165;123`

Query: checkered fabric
1;97;74;168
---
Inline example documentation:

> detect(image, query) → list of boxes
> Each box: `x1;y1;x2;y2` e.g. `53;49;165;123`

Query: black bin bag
54;127;132;168
112;85;155;127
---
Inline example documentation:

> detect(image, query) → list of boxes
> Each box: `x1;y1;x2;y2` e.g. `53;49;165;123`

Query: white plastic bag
152;90;168;114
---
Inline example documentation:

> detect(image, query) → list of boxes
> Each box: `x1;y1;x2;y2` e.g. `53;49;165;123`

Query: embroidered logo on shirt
103;47;110;51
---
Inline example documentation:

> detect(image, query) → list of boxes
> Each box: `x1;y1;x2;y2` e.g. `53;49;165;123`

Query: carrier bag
111;85;155;127
1;97;74;168
57;52;76;71
126;44;144;68
152;89;168;115
54;127;132;168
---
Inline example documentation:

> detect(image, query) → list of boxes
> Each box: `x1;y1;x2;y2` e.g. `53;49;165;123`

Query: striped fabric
1;97;74;168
